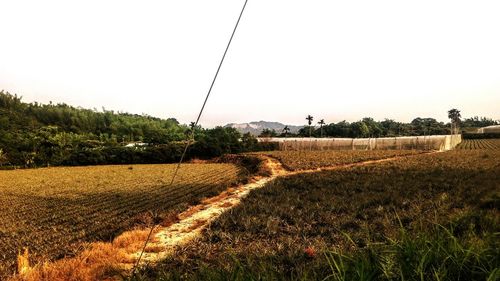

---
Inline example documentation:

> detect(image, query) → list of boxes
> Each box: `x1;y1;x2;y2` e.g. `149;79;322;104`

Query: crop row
260;150;422;170
150;149;500;280
0;163;241;278
456;139;500;150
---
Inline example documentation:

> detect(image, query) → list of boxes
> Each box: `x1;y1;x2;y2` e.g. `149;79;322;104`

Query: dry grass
0;163;242;279
200;189;235;205
178;205;206;220
17;249;30;275
184;219;208;233
219;202;233;208
10;227;153;281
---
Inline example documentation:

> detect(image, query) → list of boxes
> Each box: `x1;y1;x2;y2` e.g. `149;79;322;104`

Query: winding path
14;152;436;280
128;152;436;266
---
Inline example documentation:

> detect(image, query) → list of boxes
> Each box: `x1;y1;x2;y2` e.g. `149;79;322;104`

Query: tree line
260;110;498;138
1;91;497;167
0;91;270;167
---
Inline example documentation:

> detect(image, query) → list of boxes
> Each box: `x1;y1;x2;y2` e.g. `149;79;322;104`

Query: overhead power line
169;0;249;186
133;0;249;273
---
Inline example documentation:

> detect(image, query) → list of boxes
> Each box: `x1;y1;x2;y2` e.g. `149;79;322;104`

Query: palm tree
282;126;290;137
306;115;314;137
306;115;314;151
448;109;461;135
318;119;325;138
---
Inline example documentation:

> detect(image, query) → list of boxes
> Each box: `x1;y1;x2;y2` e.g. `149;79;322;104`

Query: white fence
258;135;462;152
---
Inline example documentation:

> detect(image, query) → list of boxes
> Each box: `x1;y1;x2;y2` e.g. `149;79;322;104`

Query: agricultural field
0;163;243;279
456;139;500;150
259;150;422;170
142;150;500;280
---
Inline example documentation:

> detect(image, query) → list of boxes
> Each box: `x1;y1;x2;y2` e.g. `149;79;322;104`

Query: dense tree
0;91;186;143
0;91;265;167
410;118;447;136
462;116;499;128
189;127;243;158
361;117;383;137
352;121;370;138
379;119;401;136
300;117;453;138
259;129;278;137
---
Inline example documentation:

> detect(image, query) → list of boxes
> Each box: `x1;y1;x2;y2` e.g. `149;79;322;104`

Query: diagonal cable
169;0;249;186
133;0;249;273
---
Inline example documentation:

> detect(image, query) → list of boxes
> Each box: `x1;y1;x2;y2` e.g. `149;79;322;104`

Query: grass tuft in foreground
132;212;499;281
323;213;499;281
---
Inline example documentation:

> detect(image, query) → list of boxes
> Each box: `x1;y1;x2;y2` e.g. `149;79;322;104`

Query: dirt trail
128;152;435;266
13;152;435;280
127;157;284;264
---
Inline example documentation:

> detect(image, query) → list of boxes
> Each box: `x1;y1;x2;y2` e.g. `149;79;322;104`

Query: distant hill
224;121;303;136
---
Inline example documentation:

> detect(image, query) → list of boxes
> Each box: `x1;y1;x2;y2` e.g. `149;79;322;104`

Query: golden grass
11;227;158;281
17;249;30;275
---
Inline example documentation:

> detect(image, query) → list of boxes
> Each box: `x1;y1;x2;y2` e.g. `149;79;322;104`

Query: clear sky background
1;0;499;127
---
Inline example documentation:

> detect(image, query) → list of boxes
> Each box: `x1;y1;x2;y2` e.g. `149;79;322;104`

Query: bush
255;141;280;151
62;143;187;166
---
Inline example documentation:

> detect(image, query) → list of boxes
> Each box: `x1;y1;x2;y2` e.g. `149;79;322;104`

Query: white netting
259;135;462;152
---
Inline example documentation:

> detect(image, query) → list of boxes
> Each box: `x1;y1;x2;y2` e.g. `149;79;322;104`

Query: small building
124;142;148;148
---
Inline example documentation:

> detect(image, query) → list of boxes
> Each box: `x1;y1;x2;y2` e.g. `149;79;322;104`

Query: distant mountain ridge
224;121;303;135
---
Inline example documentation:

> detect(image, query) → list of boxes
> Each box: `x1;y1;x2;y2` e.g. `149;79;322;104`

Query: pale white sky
1;0;499;127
